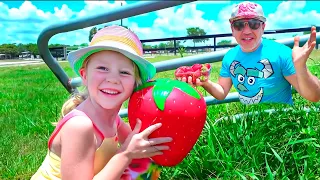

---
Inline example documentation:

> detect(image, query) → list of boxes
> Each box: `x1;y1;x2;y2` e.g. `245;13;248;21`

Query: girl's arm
117;117;132;144
60;116;96;179
95;119;171;180
60;116;131;180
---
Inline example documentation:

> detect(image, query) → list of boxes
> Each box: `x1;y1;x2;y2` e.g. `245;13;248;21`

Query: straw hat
67;25;156;83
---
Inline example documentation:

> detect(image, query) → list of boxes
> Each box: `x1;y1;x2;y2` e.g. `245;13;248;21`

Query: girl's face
80;50;136;110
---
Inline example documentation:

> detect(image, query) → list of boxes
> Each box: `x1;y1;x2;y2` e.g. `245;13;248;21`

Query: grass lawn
0;51;320;179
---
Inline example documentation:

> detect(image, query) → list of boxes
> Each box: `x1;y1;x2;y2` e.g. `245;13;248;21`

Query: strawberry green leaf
134;80;156;92
152;79;201;111
153;80;174;111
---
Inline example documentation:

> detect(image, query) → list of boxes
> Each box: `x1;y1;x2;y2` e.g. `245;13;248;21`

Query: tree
143;43;152;49
17;43;26;53
217;40;231;45
166;41;174;48
178;47;186;58
89;27;97;42
49;44;66;48
158;43;166;49
25;43;39;56
186;27;208;47
0;44;19;58
79;43;88;47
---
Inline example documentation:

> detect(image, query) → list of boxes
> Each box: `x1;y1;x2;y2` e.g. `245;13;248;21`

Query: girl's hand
119;119;172;159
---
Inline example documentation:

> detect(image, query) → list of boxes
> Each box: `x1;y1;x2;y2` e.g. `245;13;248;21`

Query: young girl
31;25;172;180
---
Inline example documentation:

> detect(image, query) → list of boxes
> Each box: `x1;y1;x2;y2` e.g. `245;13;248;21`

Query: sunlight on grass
0;50;320;179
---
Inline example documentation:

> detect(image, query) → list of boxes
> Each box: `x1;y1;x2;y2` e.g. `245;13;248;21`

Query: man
179;1;320;104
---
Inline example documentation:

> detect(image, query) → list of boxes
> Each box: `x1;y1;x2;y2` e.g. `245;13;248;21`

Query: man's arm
289;26;320;102
201;77;233;100
180;74;232;100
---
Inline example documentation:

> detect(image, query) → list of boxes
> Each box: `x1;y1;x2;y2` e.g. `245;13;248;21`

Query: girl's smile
80;50;136;110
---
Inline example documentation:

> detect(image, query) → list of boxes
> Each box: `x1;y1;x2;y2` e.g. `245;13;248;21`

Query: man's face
231;18;265;52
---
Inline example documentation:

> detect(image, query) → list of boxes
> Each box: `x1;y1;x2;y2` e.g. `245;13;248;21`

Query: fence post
214;37;216;51
174;40;177;55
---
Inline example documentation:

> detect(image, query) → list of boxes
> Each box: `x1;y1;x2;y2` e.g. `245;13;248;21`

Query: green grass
0;51;320;179
161;102;320;179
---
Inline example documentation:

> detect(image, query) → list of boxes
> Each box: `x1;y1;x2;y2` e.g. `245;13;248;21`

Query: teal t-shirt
220;39;296;105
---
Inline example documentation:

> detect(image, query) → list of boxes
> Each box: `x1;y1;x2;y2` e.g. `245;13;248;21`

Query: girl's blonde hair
60;54;143;117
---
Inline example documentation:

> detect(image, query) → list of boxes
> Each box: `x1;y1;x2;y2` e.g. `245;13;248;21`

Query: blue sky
1;1;319;46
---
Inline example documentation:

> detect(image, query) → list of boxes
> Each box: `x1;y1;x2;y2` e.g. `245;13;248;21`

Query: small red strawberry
128;78;207;166
200;63;212;82
175;63;212;83
174;66;188;78
191;69;201;83
191;64;203;71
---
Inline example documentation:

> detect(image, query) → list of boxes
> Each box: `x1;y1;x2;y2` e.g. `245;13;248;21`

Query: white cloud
0;1;77;45
133;3;221;46
195;1;230;5
52;1;127;45
0;2;9;19
263;1;319;40
130;2;236;46
78;0;126;18
129;22;168;44
8;1;37;20
0;1;128;45
0;1;319;46
154;3;220;33
266;1;319;29
53;4;74;21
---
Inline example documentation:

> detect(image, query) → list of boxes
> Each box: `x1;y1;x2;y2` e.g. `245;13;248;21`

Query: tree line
0;43;87;59
0;25;219;58
89;25;227;50
2;25;314;59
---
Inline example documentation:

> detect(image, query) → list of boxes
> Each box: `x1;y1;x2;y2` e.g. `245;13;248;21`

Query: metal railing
141;26;320;54
37;1;320;118
37;1;195;93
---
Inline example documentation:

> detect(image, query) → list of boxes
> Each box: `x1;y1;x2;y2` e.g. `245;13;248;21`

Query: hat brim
67;45;156;83
230;16;266;23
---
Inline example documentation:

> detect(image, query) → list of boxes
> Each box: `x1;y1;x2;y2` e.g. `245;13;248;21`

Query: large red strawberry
128;78;207;166
175;63;212;83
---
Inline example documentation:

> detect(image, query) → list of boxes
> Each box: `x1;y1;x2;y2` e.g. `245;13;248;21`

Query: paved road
0;60;44;67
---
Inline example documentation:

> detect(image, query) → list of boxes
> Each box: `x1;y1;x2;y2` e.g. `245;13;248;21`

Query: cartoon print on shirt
230;59;274;104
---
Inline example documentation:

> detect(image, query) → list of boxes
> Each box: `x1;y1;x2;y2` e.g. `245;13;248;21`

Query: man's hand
289;26;320;102
292;26;317;68
177;76;206;87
